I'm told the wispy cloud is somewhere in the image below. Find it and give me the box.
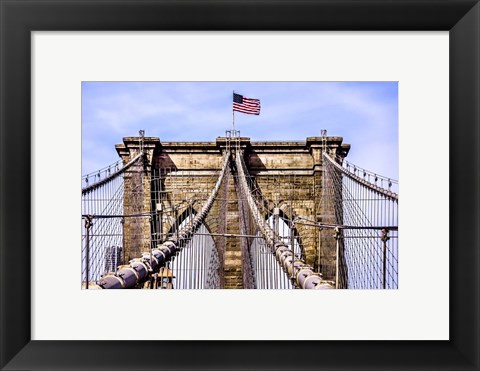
[82,82,398,179]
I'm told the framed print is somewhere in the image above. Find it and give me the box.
[1,0,479,370]
[35,34,445,342]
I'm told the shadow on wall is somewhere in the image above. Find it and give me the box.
[245,150,267,175]
[153,152,178,172]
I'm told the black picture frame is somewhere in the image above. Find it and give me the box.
[1,1,479,370]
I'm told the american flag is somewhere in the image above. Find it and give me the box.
[233,93,261,115]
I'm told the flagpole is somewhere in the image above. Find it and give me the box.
[232,90,235,132]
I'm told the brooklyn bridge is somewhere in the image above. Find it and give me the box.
[81,130,398,290]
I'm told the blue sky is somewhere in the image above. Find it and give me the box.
[82,82,398,180]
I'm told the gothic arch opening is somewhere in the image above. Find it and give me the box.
[265,208,305,261]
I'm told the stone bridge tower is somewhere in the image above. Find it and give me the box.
[116,135,350,288]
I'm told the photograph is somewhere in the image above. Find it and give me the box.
[2,0,479,368]
[81,81,398,290]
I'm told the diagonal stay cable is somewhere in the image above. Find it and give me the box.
[235,149,333,290]
[82,152,143,195]
[96,150,231,289]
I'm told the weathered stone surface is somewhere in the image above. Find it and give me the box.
[223,171,243,288]
[117,135,350,287]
